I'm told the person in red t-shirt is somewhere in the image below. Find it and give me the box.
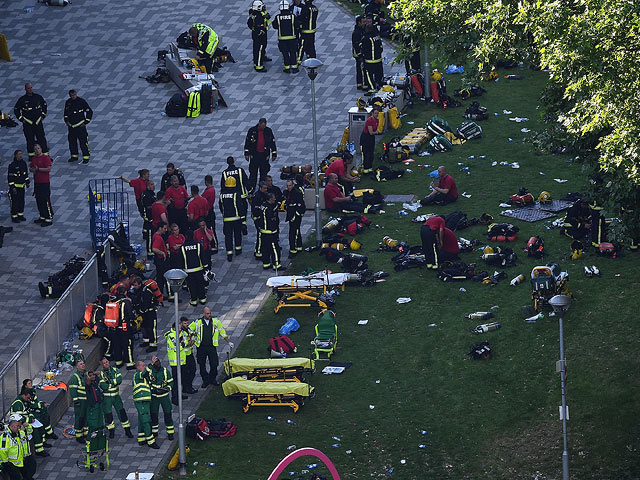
[201,175,218,254]
[165,175,190,233]
[359,107,380,173]
[167,223,185,267]
[120,169,149,217]
[420,165,458,206]
[323,173,366,213]
[420,215,446,268]
[193,218,214,270]
[29,143,53,226]
[151,191,169,228]
[187,185,209,235]
[151,222,169,297]
[437,227,460,264]
[325,152,360,193]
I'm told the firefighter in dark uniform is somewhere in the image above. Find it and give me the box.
[244,118,278,193]
[115,285,136,370]
[284,179,306,256]
[360,24,384,94]
[141,180,156,259]
[251,181,270,260]
[248,0,269,72]
[273,0,300,74]
[14,83,49,158]
[179,239,207,306]
[8,150,30,223]
[132,276,159,352]
[221,156,250,233]
[256,193,283,270]
[219,177,247,262]
[352,16,366,90]
[296,0,318,65]
[63,89,93,164]
[160,163,186,192]
[364,0,392,38]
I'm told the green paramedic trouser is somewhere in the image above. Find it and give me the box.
[102,394,131,430]
[135,401,153,445]
[86,402,105,439]
[33,408,53,436]
[73,400,88,439]
[150,395,174,435]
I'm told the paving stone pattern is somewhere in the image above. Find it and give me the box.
[0,0,402,477]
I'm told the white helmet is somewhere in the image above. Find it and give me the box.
[251,0,264,10]
[279,0,290,10]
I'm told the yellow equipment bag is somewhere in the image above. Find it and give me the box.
[376,110,385,134]
[187,91,200,118]
[388,107,401,130]
[339,126,350,151]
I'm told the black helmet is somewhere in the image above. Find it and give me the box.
[355,15,363,23]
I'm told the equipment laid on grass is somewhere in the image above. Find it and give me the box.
[268,335,297,357]
[456,120,482,140]
[464,101,489,120]
[427,134,453,153]
[222,377,314,413]
[531,263,569,312]
[524,236,545,258]
[380,137,411,163]
[466,312,494,321]
[482,246,517,267]
[312,311,338,360]
[487,223,519,242]
[438,261,478,281]
[391,245,427,271]
[467,341,491,360]
[425,115,452,137]
[399,127,430,152]
[472,322,501,334]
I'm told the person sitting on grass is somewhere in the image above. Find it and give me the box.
[420,165,458,206]
[323,173,366,213]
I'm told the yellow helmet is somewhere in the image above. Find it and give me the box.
[350,239,362,251]
[483,246,494,254]
[539,191,552,204]
[381,85,394,92]
[224,176,237,188]
[431,71,442,82]
[356,97,367,110]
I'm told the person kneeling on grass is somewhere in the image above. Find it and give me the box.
[436,227,460,265]
[420,165,458,206]
[323,173,366,213]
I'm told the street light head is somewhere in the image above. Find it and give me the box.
[302,58,323,81]
[549,294,571,315]
[164,269,188,292]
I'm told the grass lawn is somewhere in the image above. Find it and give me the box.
[158,65,640,480]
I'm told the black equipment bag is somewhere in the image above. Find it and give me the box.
[438,261,476,282]
[176,31,196,49]
[444,211,469,231]
[200,84,213,115]
[468,340,492,360]
[165,93,188,118]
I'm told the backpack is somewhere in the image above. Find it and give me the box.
[388,107,401,129]
[206,418,237,438]
[468,341,492,360]
[525,236,545,258]
[361,190,384,206]
[456,121,483,140]
[487,223,519,241]
[176,31,196,49]
[425,115,452,136]
[428,134,453,153]
[375,165,404,181]
[200,83,213,115]
[438,261,476,282]
[437,94,462,109]
[186,417,211,441]
[381,137,410,163]
[143,278,164,304]
[165,93,188,117]
[444,211,469,231]
[103,301,120,328]
[187,91,200,118]
[268,335,297,356]
[465,101,489,121]
[482,247,517,267]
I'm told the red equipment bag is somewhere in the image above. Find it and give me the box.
[510,193,534,206]
[186,417,211,441]
[268,335,297,355]
[103,301,120,327]
[430,81,440,103]
[411,74,423,96]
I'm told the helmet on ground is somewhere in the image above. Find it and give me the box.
[225,177,237,188]
[483,246,494,254]
[350,239,362,251]
[279,0,290,10]
[252,0,265,10]
[539,191,552,204]
[431,71,443,82]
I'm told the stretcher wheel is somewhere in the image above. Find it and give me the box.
[90,465,95,473]
[99,463,105,471]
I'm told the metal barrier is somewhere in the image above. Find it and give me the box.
[0,243,114,415]
[89,178,130,249]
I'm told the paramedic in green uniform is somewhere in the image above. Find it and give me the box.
[133,361,159,449]
[147,356,175,440]
[68,359,88,443]
[99,358,133,439]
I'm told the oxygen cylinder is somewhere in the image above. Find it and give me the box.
[382,236,399,249]
[46,0,70,6]
[473,322,501,334]
[321,243,345,251]
[322,218,341,234]
[465,312,494,321]
[510,274,525,286]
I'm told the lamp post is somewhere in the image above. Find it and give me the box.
[164,268,188,476]
[301,57,324,246]
[423,43,431,103]
[549,294,572,480]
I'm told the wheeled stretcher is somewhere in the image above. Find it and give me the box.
[224,357,315,382]
[222,377,315,413]
[266,271,349,314]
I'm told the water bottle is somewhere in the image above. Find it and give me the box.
[524,313,544,323]
[268,431,276,436]
[419,430,428,435]
[473,322,501,333]
[267,416,275,421]
[287,420,295,425]
[510,274,525,286]
[418,444,428,449]
[331,443,340,448]
[207,462,216,467]
[332,436,341,441]
[465,312,493,321]
[307,464,318,469]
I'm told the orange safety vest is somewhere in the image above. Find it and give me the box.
[83,303,95,328]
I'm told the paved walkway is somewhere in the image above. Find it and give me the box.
[0,0,401,477]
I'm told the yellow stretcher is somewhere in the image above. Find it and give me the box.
[222,377,315,413]
[266,271,348,314]
[224,357,315,381]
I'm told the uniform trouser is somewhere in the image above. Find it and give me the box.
[360,131,376,171]
[2,462,30,480]
[86,402,104,438]
[248,151,269,192]
[154,256,169,297]
[23,122,48,157]
[297,32,316,64]
[143,221,154,258]
[112,329,134,368]
[33,408,53,436]
[186,270,206,305]
[141,310,158,347]
[9,187,25,219]
[405,50,421,74]
[23,456,37,480]
[288,217,302,254]
[134,401,154,445]
[364,61,383,92]
[184,354,196,390]
[261,232,281,269]
[196,345,218,385]
[103,327,116,360]
[102,394,130,431]
[420,225,438,266]
[223,220,243,256]
[205,210,219,253]
[31,425,45,453]
[34,182,53,223]
[278,38,298,71]
[168,206,187,233]
[253,219,263,257]
[68,125,90,161]
[73,400,88,439]
[252,33,267,70]
[355,57,364,88]
[150,395,174,435]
